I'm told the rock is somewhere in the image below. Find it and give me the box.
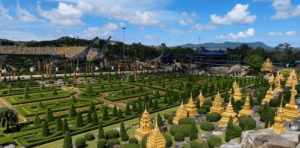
[221,138,241,148]
[240,129,298,148]
[281,131,300,143]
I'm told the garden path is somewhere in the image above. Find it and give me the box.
[0,97,27,123]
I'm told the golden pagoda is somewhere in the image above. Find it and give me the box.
[232,81,242,101]
[268,74,275,85]
[173,102,187,124]
[261,58,273,73]
[135,109,153,141]
[218,98,238,128]
[210,92,224,114]
[198,91,205,107]
[283,87,300,122]
[286,69,298,88]
[238,95,253,117]
[185,94,198,118]
[262,87,274,104]
[272,110,286,135]
[146,121,166,148]
[274,74,283,93]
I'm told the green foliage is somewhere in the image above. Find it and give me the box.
[200,121,215,131]
[42,121,50,137]
[97,139,106,148]
[121,144,139,148]
[164,134,173,147]
[105,129,120,139]
[102,106,109,120]
[107,139,120,148]
[178,118,195,125]
[63,119,69,134]
[63,131,73,148]
[46,108,54,122]
[92,111,98,124]
[76,112,84,127]
[207,135,222,148]
[84,133,95,141]
[190,140,209,148]
[260,103,275,127]
[75,136,86,148]
[239,116,256,131]
[56,117,63,132]
[206,113,221,122]
[34,114,41,126]
[157,113,164,127]
[225,119,242,142]
[98,121,105,139]
[128,137,138,144]
[69,104,77,118]
[120,121,129,141]
[174,132,185,142]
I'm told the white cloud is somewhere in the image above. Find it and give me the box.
[210,4,256,25]
[272,0,300,19]
[145,35,160,41]
[267,31,297,36]
[217,28,256,40]
[82,22,122,39]
[16,4,38,22]
[192,23,215,31]
[178,11,197,25]
[37,2,83,26]
[0,3,13,20]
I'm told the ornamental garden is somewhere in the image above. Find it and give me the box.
[0,59,299,148]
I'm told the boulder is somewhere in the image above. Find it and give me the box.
[221,138,241,148]
[240,129,298,148]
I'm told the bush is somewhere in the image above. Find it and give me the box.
[107,139,120,147]
[97,139,106,148]
[199,106,210,114]
[75,137,86,148]
[239,116,256,131]
[170,125,191,137]
[164,134,173,147]
[128,137,138,144]
[174,132,185,142]
[178,118,195,125]
[206,113,221,122]
[84,133,95,141]
[121,144,140,148]
[105,129,120,139]
[207,135,222,148]
[190,140,209,148]
[200,122,215,131]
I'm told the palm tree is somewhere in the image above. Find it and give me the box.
[0,108,18,132]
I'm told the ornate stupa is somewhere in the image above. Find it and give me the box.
[146,121,166,148]
[210,92,224,114]
[286,69,298,88]
[135,109,153,141]
[218,98,238,128]
[262,87,274,104]
[274,73,283,93]
[261,58,273,73]
[173,102,187,124]
[185,94,198,118]
[272,111,286,135]
[232,81,242,101]
[283,87,300,122]
[198,91,205,107]
[238,95,253,117]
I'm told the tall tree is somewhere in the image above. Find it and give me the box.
[120,121,129,141]
[63,131,73,148]
[42,121,50,136]
[98,121,105,139]
[0,108,18,131]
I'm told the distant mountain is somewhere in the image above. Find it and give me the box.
[179,41,273,50]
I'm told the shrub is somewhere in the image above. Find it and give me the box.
[97,139,106,148]
[200,121,215,131]
[178,118,195,125]
[164,134,173,147]
[207,135,222,148]
[239,116,256,131]
[128,137,138,144]
[174,132,185,142]
[225,120,242,142]
[199,106,209,114]
[105,130,120,139]
[170,125,191,137]
[75,137,86,148]
[120,144,140,148]
[107,139,120,147]
[190,140,208,148]
[84,133,95,141]
[206,113,221,122]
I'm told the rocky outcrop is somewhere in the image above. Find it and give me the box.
[240,129,300,148]
[221,138,241,148]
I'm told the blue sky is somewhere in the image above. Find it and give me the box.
[0,0,300,47]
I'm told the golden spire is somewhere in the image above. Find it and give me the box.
[268,74,275,85]
[184,93,198,118]
[286,69,298,88]
[218,98,238,128]
[272,111,286,135]
[283,87,300,122]
[274,73,283,93]
[146,120,166,148]
[135,109,153,141]
[210,92,224,114]
[198,91,205,107]
[238,95,253,117]
[262,87,274,104]
[261,58,273,73]
[173,101,187,124]
[232,81,242,101]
